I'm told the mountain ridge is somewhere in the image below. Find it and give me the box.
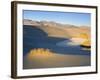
[23,19,90,39]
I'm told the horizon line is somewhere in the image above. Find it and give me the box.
[23,18,90,27]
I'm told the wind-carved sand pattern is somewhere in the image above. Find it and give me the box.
[23,19,91,69]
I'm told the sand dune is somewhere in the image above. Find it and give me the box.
[23,19,91,46]
[23,20,91,69]
[23,48,90,69]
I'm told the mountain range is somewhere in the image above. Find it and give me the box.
[23,19,90,39]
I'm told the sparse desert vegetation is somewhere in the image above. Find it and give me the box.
[27,48,54,59]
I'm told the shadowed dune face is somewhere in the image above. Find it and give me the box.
[23,25,90,56]
[24,19,91,47]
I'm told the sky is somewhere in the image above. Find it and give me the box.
[23,10,91,26]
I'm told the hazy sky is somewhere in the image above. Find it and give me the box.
[23,10,91,26]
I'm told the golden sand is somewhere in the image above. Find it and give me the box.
[23,48,90,69]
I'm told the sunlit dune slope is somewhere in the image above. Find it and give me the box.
[23,48,90,69]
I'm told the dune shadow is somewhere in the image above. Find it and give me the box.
[23,25,90,56]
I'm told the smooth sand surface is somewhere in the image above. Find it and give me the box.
[23,52,90,69]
